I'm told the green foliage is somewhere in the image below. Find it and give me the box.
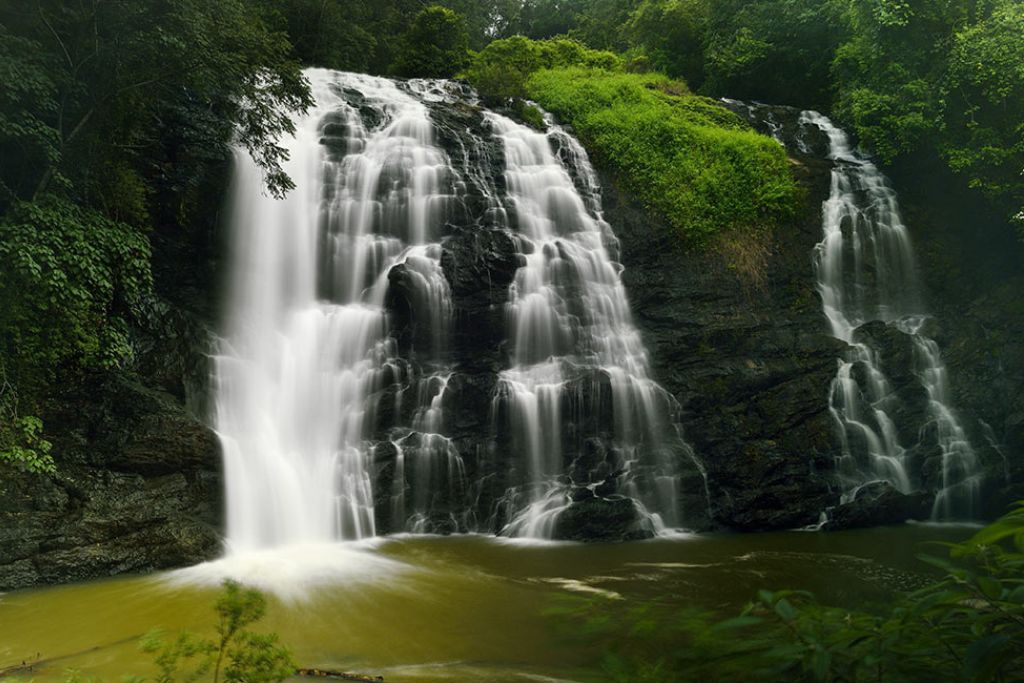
[464,35,621,102]
[0,415,56,476]
[943,1,1024,224]
[827,0,1024,228]
[623,0,846,106]
[0,25,61,206]
[464,36,543,101]
[616,0,1022,234]
[830,0,946,163]
[625,0,710,88]
[0,0,312,206]
[0,197,152,392]
[392,5,471,78]
[554,501,1024,682]
[706,0,846,106]
[267,0,378,72]
[140,580,295,683]
[525,67,799,242]
[0,357,55,476]
[515,101,547,130]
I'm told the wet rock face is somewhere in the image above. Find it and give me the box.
[440,223,521,373]
[0,373,222,592]
[605,149,845,531]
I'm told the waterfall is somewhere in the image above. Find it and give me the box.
[214,69,698,548]
[215,70,459,550]
[799,110,982,520]
[489,112,690,537]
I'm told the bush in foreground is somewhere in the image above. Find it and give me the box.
[551,501,1024,682]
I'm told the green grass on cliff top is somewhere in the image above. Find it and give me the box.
[525,67,800,243]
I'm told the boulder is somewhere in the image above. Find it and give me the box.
[552,495,656,542]
[824,481,933,530]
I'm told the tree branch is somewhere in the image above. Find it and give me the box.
[37,6,73,70]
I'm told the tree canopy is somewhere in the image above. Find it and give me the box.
[393,5,471,78]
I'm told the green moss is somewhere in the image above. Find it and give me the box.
[525,67,800,243]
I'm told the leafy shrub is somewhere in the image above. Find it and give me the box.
[140,580,295,683]
[525,67,799,243]
[514,101,546,130]
[0,196,152,394]
[942,1,1024,226]
[0,414,55,476]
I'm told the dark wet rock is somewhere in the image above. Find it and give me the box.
[720,99,831,158]
[852,322,917,382]
[570,485,596,502]
[605,140,844,531]
[0,375,222,592]
[385,263,425,354]
[441,225,521,305]
[824,482,933,530]
[440,225,521,377]
[594,476,618,498]
[552,495,656,542]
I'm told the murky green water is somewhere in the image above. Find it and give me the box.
[0,525,973,682]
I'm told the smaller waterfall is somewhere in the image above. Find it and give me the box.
[799,111,982,519]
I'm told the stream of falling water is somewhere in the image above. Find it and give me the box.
[212,69,697,554]
[800,111,982,519]
[215,70,458,551]
[490,112,689,536]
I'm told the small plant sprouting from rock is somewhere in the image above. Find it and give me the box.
[0,369,55,476]
[139,580,295,683]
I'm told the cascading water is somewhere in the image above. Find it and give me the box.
[798,110,982,520]
[215,70,460,550]
[489,112,691,537]
[214,69,701,548]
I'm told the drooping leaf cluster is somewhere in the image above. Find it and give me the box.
[0,0,311,210]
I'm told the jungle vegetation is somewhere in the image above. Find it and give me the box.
[1,0,1021,489]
